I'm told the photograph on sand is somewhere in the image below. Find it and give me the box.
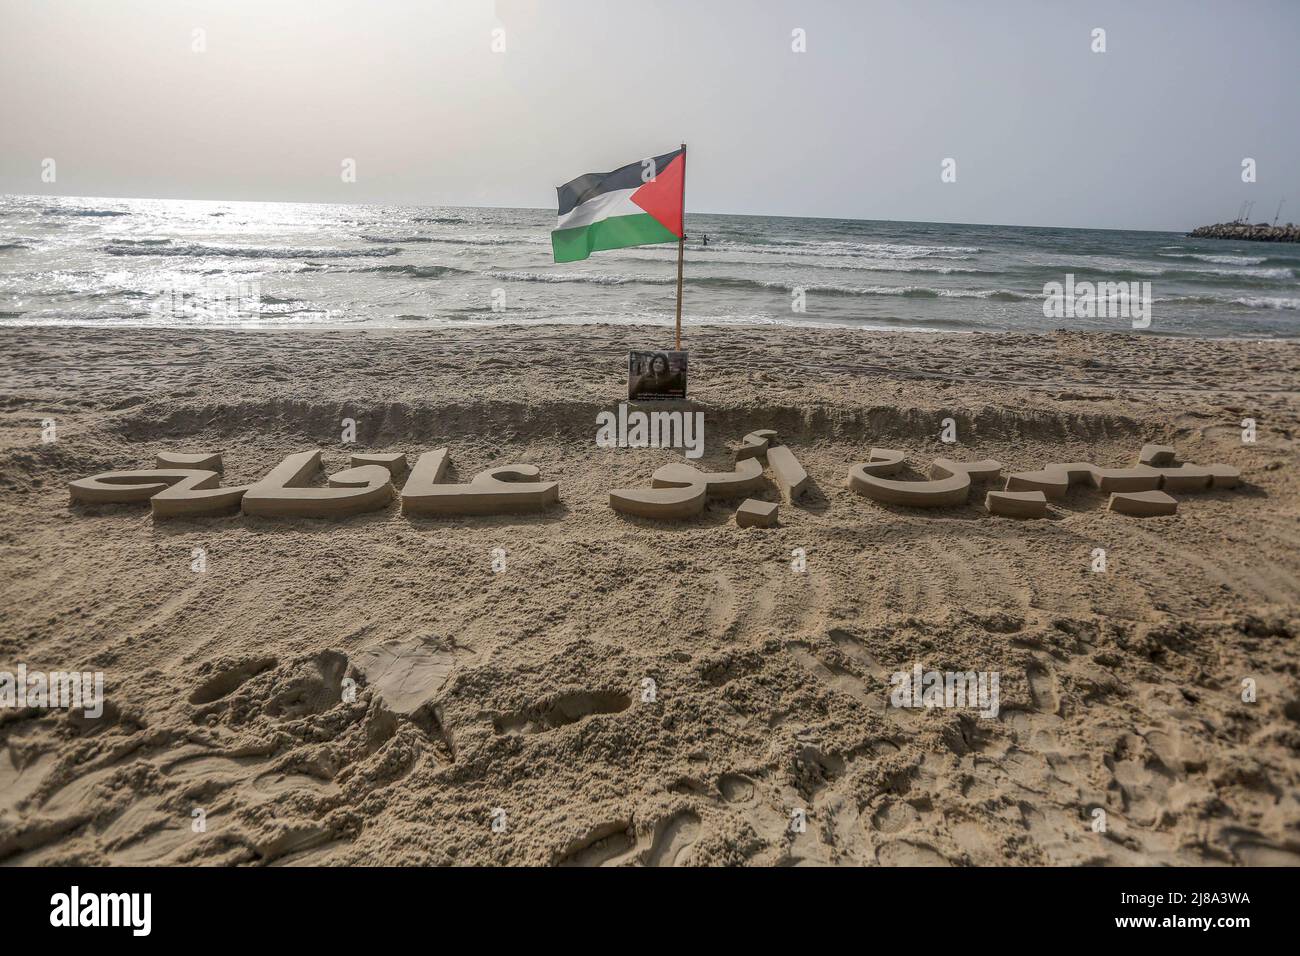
[1,0,1297,923]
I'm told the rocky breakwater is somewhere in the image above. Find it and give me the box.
[1188,222,1300,243]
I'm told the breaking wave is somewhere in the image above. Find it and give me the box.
[43,207,130,217]
[351,264,474,279]
[485,269,1033,300]
[104,242,400,259]
[1157,252,1268,265]
[359,235,439,244]
[1230,296,1300,310]
[705,239,979,260]
[1160,294,1300,310]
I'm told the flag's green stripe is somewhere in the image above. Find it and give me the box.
[551,213,678,263]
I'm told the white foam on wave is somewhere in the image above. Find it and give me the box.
[1158,252,1268,265]
[483,269,1031,300]
[1231,296,1300,310]
[701,239,979,260]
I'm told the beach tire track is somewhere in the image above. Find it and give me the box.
[1126,524,1297,607]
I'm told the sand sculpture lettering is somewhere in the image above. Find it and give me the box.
[736,498,779,528]
[69,449,559,519]
[242,451,400,518]
[608,428,804,525]
[68,440,1241,525]
[401,448,559,516]
[847,443,1241,519]
[848,452,1002,507]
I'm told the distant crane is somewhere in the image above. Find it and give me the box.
[1274,199,1286,227]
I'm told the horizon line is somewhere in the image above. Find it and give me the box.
[5,190,1242,236]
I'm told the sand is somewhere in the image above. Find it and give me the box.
[1,323,1298,867]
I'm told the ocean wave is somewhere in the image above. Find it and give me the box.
[405,311,969,334]
[704,240,978,260]
[866,286,1031,301]
[1005,261,1296,282]
[359,235,439,243]
[43,208,130,217]
[1196,266,1296,280]
[0,242,30,251]
[1157,252,1268,265]
[484,269,1033,300]
[486,270,665,286]
[351,264,473,278]
[104,242,400,259]
[609,251,987,274]
[1230,296,1300,310]
[410,216,468,224]
[419,235,549,246]
[1159,294,1300,310]
[1152,295,1219,305]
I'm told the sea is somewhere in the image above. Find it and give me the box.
[2,194,1297,338]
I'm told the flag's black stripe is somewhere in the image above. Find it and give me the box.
[556,149,682,216]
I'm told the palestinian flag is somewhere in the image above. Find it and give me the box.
[552,148,685,263]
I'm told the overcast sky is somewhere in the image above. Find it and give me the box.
[1,0,1296,231]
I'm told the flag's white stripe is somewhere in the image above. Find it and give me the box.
[554,187,640,231]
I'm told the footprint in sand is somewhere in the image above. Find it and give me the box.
[1142,724,1203,775]
[266,651,348,718]
[870,799,919,835]
[1110,757,1173,827]
[557,812,703,867]
[789,644,880,710]
[644,811,702,867]
[705,571,740,637]
[876,841,951,866]
[826,628,885,676]
[718,773,756,805]
[189,657,277,705]
[951,820,1001,863]
[1026,660,1061,715]
[556,821,637,867]
[493,690,631,735]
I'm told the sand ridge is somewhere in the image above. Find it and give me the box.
[1,324,1298,866]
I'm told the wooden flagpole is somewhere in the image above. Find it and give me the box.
[675,142,686,350]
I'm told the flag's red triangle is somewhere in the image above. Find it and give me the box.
[630,154,684,238]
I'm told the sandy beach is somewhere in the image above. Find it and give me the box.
[1,323,1298,866]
